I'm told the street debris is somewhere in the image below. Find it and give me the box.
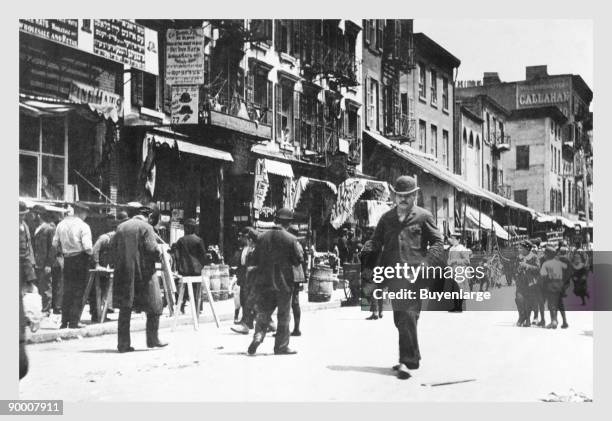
[541,389,592,402]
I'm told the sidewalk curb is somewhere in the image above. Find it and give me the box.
[26,298,343,345]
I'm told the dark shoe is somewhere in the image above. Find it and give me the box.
[561,323,569,329]
[291,330,302,337]
[118,346,135,353]
[396,363,411,380]
[59,323,68,329]
[536,320,546,328]
[366,314,379,320]
[147,340,168,348]
[247,341,261,356]
[231,324,250,335]
[274,348,298,355]
[378,313,383,319]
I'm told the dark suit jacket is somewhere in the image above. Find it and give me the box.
[33,222,56,269]
[171,234,207,276]
[254,226,304,293]
[112,216,162,313]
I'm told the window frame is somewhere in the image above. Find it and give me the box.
[430,69,437,106]
[516,145,530,170]
[442,77,449,111]
[418,63,426,100]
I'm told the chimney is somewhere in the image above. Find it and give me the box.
[526,65,548,80]
[483,72,501,85]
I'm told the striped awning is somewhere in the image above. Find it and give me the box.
[264,159,294,178]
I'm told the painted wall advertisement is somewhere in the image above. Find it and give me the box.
[165,28,205,85]
[171,85,199,124]
[516,78,571,117]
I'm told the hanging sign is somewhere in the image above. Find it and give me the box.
[166,28,205,85]
[171,85,199,124]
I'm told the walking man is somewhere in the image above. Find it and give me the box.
[112,204,167,352]
[362,176,444,380]
[52,202,93,329]
[447,231,471,313]
[231,227,260,335]
[32,205,58,317]
[515,240,540,327]
[247,208,304,356]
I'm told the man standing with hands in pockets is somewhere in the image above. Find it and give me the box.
[361,176,444,380]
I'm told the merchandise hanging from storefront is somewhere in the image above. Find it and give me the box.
[330,178,390,229]
[253,158,269,212]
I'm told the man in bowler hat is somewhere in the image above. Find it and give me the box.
[361,176,444,379]
[247,208,304,355]
[112,204,167,352]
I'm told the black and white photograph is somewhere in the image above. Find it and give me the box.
[12,14,599,407]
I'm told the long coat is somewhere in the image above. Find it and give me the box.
[254,226,303,293]
[112,216,162,314]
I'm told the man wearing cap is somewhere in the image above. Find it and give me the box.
[247,208,304,355]
[447,232,471,313]
[515,240,540,327]
[170,218,207,314]
[112,204,167,352]
[52,202,93,329]
[361,176,444,380]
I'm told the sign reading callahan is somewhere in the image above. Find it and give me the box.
[166,28,205,86]
[516,79,571,117]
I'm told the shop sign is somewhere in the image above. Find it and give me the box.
[517,79,571,117]
[171,85,199,124]
[166,28,205,85]
[20,19,158,75]
[69,81,123,120]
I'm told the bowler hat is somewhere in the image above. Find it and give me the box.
[275,207,294,221]
[32,204,47,215]
[117,210,129,221]
[391,176,420,195]
[19,201,29,215]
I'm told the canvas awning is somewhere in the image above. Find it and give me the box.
[464,205,509,240]
[293,176,337,209]
[20,94,120,122]
[145,131,233,162]
[264,159,294,178]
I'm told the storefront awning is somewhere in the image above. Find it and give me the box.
[464,205,509,240]
[145,131,233,162]
[20,94,120,123]
[264,159,294,178]
[293,176,337,209]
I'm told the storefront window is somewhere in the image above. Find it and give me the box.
[19,113,66,200]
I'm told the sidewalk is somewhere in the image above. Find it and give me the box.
[26,289,347,344]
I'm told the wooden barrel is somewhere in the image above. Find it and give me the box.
[218,264,230,301]
[209,265,221,301]
[308,266,334,302]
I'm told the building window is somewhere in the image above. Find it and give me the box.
[468,132,474,148]
[275,80,295,144]
[463,128,467,143]
[369,20,376,47]
[442,77,449,111]
[431,196,438,225]
[19,114,66,201]
[550,189,555,212]
[418,63,426,99]
[442,198,449,236]
[476,135,480,149]
[516,145,529,170]
[430,70,437,105]
[367,78,379,130]
[551,145,555,173]
[486,164,491,191]
[514,189,528,207]
[499,169,503,186]
[300,90,321,152]
[251,20,273,44]
[376,20,384,51]
[443,130,449,169]
[430,125,438,157]
[486,113,490,142]
[418,119,426,152]
[247,64,273,125]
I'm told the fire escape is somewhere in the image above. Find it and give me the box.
[381,20,416,143]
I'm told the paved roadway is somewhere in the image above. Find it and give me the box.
[19,294,593,402]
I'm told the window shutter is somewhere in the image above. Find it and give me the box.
[364,20,370,45]
[275,83,282,140]
[274,20,282,52]
[343,109,349,139]
[393,84,400,134]
[356,114,361,141]
[246,71,254,105]
[378,82,383,132]
[364,75,370,128]
[266,80,273,124]
[293,90,301,146]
